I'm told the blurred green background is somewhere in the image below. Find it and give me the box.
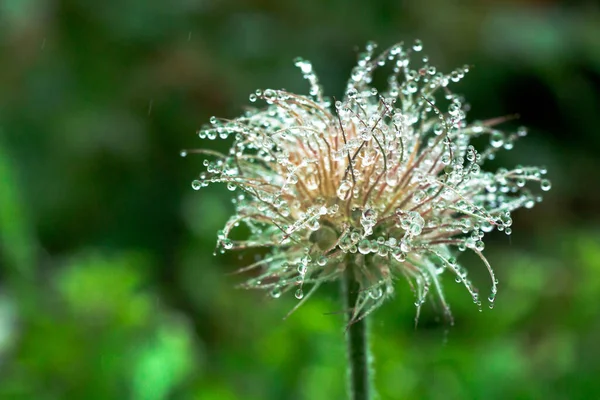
[0,0,599,399]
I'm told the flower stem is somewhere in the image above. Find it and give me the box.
[342,263,371,400]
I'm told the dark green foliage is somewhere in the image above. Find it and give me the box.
[0,1,598,399]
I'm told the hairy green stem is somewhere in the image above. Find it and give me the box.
[342,262,371,400]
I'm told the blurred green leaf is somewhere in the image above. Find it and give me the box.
[131,319,196,400]
[0,136,35,279]
[56,251,152,327]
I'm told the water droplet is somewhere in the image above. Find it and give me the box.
[191,180,201,190]
[351,67,364,82]
[540,179,551,191]
[295,288,304,299]
[294,57,312,74]
[412,39,423,52]
[369,287,383,299]
[490,131,504,148]
[271,287,281,298]
[308,219,320,231]
[385,171,399,186]
[221,238,233,249]
[180,150,187,157]
[406,81,418,93]
[297,263,307,275]
[306,174,319,191]
[358,239,371,255]
[392,248,406,262]
[337,180,352,200]
[346,87,358,99]
[263,89,276,103]
[249,94,257,102]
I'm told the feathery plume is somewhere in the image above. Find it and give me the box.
[185,40,550,324]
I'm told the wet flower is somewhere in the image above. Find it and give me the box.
[185,40,550,324]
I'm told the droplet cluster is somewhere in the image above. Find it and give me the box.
[185,40,549,324]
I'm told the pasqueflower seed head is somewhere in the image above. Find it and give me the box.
[185,40,550,324]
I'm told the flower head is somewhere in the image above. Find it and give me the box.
[186,41,550,324]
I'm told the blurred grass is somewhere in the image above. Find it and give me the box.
[0,0,599,399]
